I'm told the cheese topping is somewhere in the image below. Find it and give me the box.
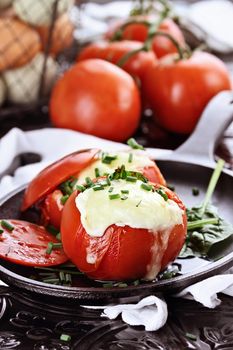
[76,151,154,185]
[75,179,184,238]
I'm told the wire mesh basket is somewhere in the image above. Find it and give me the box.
[0,0,77,123]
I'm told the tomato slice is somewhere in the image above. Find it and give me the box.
[21,149,99,211]
[0,220,68,266]
[142,165,166,187]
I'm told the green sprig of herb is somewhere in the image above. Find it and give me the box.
[1,220,14,231]
[127,138,144,150]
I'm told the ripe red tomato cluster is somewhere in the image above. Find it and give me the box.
[50,15,232,138]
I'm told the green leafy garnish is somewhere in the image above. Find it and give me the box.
[127,138,144,150]
[180,159,233,259]
[1,220,14,232]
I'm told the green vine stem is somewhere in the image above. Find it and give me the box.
[117,20,189,67]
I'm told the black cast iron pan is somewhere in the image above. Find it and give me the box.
[0,91,233,304]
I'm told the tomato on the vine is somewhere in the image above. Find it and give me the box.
[50,59,141,142]
[143,51,232,134]
[105,17,185,58]
[77,40,156,81]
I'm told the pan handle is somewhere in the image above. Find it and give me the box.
[171,91,233,165]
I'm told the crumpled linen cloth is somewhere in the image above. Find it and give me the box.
[1,127,233,331]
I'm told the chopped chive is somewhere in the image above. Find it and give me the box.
[127,138,144,150]
[59,271,65,282]
[76,184,86,192]
[46,242,53,255]
[156,188,168,201]
[128,153,133,163]
[192,188,199,196]
[85,177,93,187]
[109,193,120,200]
[46,224,59,236]
[187,218,219,230]
[106,176,111,186]
[133,280,140,286]
[103,283,113,288]
[121,195,128,201]
[121,190,129,194]
[43,278,60,284]
[60,194,69,205]
[185,333,197,341]
[56,232,61,241]
[95,168,100,177]
[136,200,142,207]
[65,273,72,283]
[200,159,225,215]
[35,266,83,275]
[0,229,3,234]
[108,187,114,193]
[101,153,118,164]
[117,283,128,288]
[126,176,137,182]
[1,220,14,232]
[141,183,153,191]
[60,334,71,342]
[93,185,104,191]
[52,243,63,249]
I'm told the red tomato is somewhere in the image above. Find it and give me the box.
[61,185,186,281]
[40,189,64,229]
[105,17,185,58]
[152,18,185,58]
[21,149,99,211]
[50,59,141,142]
[143,51,232,134]
[0,220,68,266]
[142,165,166,186]
[77,41,156,81]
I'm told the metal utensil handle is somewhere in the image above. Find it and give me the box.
[173,91,233,164]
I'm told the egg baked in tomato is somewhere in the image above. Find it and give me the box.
[61,167,187,281]
[22,144,166,230]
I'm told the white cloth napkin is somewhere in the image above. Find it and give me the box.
[1,127,233,331]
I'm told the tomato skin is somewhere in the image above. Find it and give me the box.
[152,18,185,58]
[143,51,232,134]
[142,165,166,187]
[50,59,141,142]
[105,17,184,58]
[40,189,64,229]
[0,220,68,266]
[77,41,156,81]
[61,185,186,281]
[21,149,99,211]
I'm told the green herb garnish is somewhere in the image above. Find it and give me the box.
[46,242,53,255]
[0,229,3,234]
[46,224,59,236]
[60,334,71,342]
[126,175,137,182]
[121,195,128,201]
[85,177,94,187]
[136,200,142,207]
[121,190,129,194]
[76,184,85,192]
[101,153,118,164]
[60,194,69,205]
[185,333,197,341]
[108,186,114,193]
[109,193,120,200]
[141,183,153,191]
[1,220,14,232]
[128,153,133,163]
[127,138,144,150]
[93,185,104,191]
[155,188,168,201]
[180,159,233,259]
[95,168,100,177]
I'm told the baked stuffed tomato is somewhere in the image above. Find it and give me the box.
[21,146,166,230]
[61,167,187,281]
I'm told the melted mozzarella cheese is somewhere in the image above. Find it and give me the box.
[75,179,184,238]
[76,150,154,185]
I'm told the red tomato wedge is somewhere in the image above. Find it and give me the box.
[0,220,68,266]
[21,149,99,211]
